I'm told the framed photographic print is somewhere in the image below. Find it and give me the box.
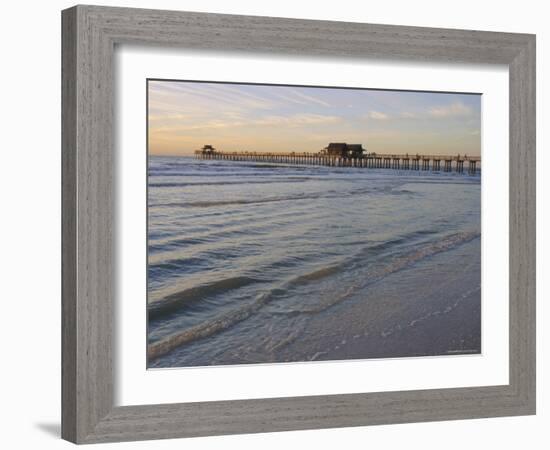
[62,5,536,444]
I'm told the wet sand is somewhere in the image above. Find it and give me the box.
[277,237,481,362]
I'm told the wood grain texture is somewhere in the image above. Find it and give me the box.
[61,5,536,444]
[508,36,536,408]
[61,7,77,443]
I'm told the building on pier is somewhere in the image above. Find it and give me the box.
[323,143,365,158]
[200,144,216,154]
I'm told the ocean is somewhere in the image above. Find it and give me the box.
[147,156,481,368]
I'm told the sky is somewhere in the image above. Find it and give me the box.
[148,80,481,157]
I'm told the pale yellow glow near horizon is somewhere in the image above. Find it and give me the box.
[148,81,482,157]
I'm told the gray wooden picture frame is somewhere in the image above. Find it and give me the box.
[61,5,536,444]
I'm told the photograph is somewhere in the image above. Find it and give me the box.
[146,80,482,368]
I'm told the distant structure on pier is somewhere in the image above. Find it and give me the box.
[201,144,216,154]
[194,142,480,174]
[323,143,365,159]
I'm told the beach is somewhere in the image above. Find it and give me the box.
[147,156,481,368]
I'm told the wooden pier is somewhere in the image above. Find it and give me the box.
[194,144,480,174]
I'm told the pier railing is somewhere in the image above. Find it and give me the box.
[195,150,481,174]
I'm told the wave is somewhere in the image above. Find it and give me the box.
[287,264,343,286]
[148,276,259,320]
[148,288,278,362]
[148,178,310,188]
[365,230,480,282]
[150,191,340,209]
[148,208,318,252]
[278,230,481,314]
[148,211,306,252]
[148,170,303,177]
[148,184,415,210]
[147,230,480,360]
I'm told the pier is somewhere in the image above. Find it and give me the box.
[195,144,480,174]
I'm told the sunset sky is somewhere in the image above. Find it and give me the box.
[148,80,481,157]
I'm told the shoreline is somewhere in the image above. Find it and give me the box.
[151,237,481,368]
[277,237,481,363]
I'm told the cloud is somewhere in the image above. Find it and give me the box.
[428,102,473,118]
[282,89,331,107]
[366,111,390,120]
[149,81,278,111]
[149,113,342,134]
[148,113,193,122]
[255,113,341,126]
